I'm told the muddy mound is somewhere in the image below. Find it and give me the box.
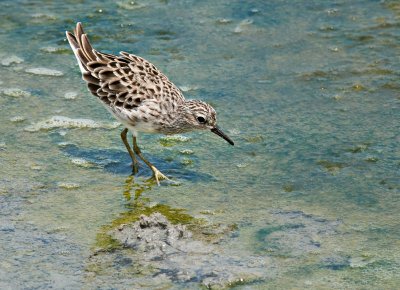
[103,213,269,288]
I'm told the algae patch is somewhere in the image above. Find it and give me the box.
[159,135,190,147]
[317,160,347,173]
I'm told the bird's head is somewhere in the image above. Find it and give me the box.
[179,100,234,145]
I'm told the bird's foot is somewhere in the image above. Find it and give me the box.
[150,166,169,185]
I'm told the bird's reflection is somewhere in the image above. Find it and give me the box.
[122,175,153,203]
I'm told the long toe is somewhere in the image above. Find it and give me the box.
[151,167,169,185]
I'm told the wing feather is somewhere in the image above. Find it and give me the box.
[65,22,185,114]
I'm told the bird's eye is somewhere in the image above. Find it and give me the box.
[197,116,206,124]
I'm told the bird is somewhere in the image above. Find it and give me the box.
[65,22,234,184]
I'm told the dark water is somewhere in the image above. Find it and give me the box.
[0,0,399,288]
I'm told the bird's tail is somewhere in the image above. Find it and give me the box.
[65,22,98,74]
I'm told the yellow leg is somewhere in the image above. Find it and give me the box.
[132,136,169,185]
[120,128,138,174]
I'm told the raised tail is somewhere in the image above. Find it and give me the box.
[65,22,98,74]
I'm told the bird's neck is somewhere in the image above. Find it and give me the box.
[162,103,192,134]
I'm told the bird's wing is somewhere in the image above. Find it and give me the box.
[65,22,185,112]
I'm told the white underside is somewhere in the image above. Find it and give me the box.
[124,120,158,136]
[102,105,159,137]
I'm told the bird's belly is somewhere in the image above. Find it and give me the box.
[130,121,159,133]
[104,105,160,135]
[118,118,159,135]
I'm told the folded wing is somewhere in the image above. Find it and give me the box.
[65,22,185,111]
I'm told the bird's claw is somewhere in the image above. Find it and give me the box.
[151,167,169,185]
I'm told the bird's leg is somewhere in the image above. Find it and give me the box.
[132,136,169,185]
[120,128,138,174]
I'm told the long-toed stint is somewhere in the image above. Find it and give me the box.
[66,22,234,184]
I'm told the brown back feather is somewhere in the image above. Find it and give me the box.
[66,22,185,112]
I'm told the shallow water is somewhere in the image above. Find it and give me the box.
[0,0,399,288]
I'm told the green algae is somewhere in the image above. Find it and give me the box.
[346,143,370,154]
[180,158,193,166]
[244,135,264,143]
[94,232,122,252]
[352,83,366,91]
[159,135,190,147]
[283,184,295,193]
[364,157,379,163]
[316,160,347,173]
[155,29,176,36]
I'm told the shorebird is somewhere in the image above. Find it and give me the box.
[66,22,234,184]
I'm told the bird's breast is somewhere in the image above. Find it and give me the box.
[128,121,160,133]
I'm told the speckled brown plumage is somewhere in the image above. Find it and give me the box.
[66,22,233,184]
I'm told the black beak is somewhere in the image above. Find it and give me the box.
[211,126,234,145]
